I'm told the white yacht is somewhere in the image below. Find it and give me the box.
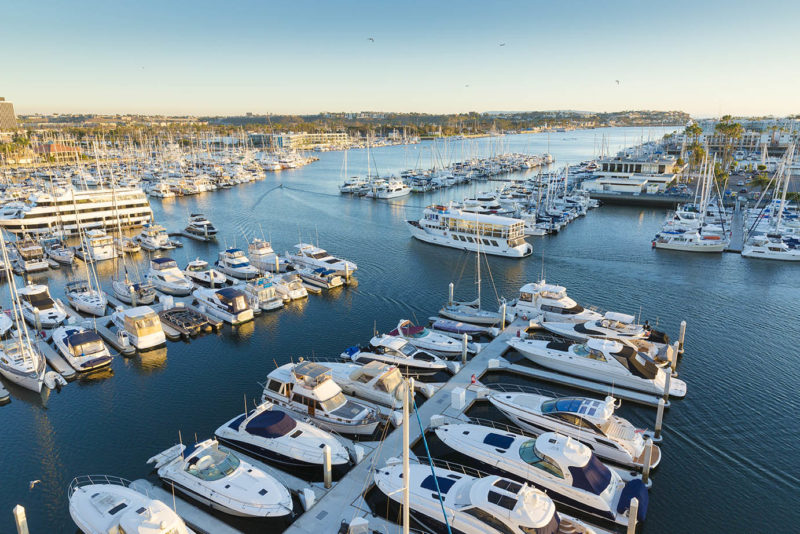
[17,283,67,328]
[742,234,800,261]
[214,401,351,480]
[77,229,116,261]
[372,178,411,199]
[0,187,153,235]
[52,326,112,373]
[112,277,157,306]
[509,280,603,323]
[323,360,407,408]
[112,306,166,350]
[542,312,669,344]
[0,334,47,392]
[216,248,259,280]
[147,257,194,296]
[13,237,49,272]
[147,439,292,518]
[342,335,454,378]
[434,423,648,526]
[407,204,533,258]
[286,243,357,273]
[652,230,728,252]
[184,258,228,287]
[508,337,686,397]
[68,475,192,534]
[440,299,504,326]
[64,280,107,317]
[235,277,284,312]
[296,267,343,289]
[262,361,380,436]
[339,177,368,193]
[273,273,308,301]
[388,319,468,358]
[193,287,254,325]
[488,392,661,469]
[42,237,75,265]
[373,462,604,534]
[248,238,288,272]
[184,213,218,240]
[136,223,171,251]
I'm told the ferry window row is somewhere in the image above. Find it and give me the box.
[451,234,499,247]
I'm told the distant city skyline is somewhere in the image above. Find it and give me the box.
[6,0,799,116]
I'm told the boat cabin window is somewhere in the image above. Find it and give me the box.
[266,380,283,394]
[397,343,417,357]
[310,251,329,259]
[187,263,207,272]
[22,291,54,310]
[70,339,105,356]
[186,449,240,481]
[132,316,160,336]
[518,440,565,478]
[519,292,533,302]
[413,352,435,362]
[319,392,347,412]
[461,507,515,534]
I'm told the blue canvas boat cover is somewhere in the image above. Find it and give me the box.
[245,410,297,438]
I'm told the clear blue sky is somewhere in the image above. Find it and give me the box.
[5,0,799,116]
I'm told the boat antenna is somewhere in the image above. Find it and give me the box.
[178,430,184,459]
[243,393,248,417]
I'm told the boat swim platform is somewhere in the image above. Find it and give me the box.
[0,382,9,404]
[282,318,527,534]
[130,479,243,534]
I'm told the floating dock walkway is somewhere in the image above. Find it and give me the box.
[725,199,745,253]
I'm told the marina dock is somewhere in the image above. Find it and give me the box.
[725,199,745,253]
[35,339,76,380]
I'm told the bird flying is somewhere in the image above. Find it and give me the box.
[615,79,620,85]
[367,37,375,42]
[499,42,506,47]
[29,480,41,490]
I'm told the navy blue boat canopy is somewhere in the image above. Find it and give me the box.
[216,287,243,299]
[483,432,514,450]
[245,410,297,438]
[67,331,102,347]
[420,475,456,494]
[568,454,612,495]
[617,479,648,521]
[151,257,175,264]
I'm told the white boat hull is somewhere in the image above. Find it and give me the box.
[407,221,532,257]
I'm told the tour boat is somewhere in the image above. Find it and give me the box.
[193,287,254,325]
[509,280,603,323]
[68,475,192,534]
[508,337,686,398]
[214,401,351,480]
[184,213,218,240]
[0,187,153,235]
[13,237,49,272]
[147,439,293,518]
[296,267,343,289]
[111,306,166,350]
[488,392,660,469]
[542,312,669,345]
[235,277,284,311]
[342,335,454,377]
[373,462,605,534]
[286,243,357,273]
[64,280,108,317]
[136,223,171,251]
[407,204,533,258]
[147,257,194,296]
[248,238,289,272]
[52,326,112,373]
[17,283,67,328]
[184,258,228,287]
[273,273,308,301]
[388,319,468,358]
[262,361,380,436]
[434,423,648,526]
[216,248,259,280]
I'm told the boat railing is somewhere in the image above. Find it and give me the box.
[428,458,490,480]
[68,474,139,498]
[482,381,563,399]
[465,416,537,438]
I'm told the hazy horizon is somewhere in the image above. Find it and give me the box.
[6,0,799,117]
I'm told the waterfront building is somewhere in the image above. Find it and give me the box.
[0,97,17,130]
[581,154,682,194]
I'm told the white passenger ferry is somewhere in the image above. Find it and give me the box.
[406,203,533,258]
[0,187,153,235]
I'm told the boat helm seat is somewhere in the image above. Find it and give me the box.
[195,455,215,470]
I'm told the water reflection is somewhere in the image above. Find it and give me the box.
[133,347,168,373]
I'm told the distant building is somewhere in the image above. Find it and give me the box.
[581,155,683,194]
[0,97,17,130]
[34,142,81,162]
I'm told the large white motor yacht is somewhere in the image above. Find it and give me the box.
[509,280,603,323]
[343,334,455,378]
[111,306,166,350]
[184,258,228,287]
[286,243,357,273]
[248,238,289,272]
[216,248,260,280]
[488,392,660,469]
[147,438,292,518]
[262,361,380,436]
[147,257,194,296]
[508,336,686,397]
[193,287,254,325]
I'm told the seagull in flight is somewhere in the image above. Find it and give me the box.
[615,79,620,85]
[29,480,41,490]
[498,42,506,47]
[367,37,375,42]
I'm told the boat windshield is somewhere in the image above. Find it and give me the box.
[518,440,565,478]
[70,340,105,357]
[186,449,240,481]
[187,263,207,272]
[398,343,416,357]
[573,344,606,361]
[319,392,347,412]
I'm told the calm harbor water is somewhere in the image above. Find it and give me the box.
[1,127,798,533]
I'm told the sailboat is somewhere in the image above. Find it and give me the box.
[110,186,157,304]
[0,235,47,392]
[439,236,505,326]
[66,224,108,316]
